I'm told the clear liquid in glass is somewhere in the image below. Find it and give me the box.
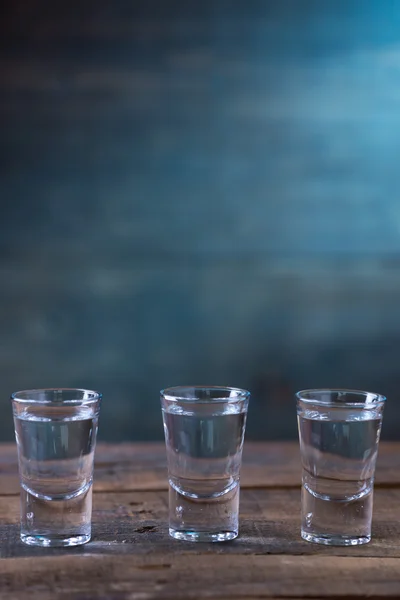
[162,405,246,542]
[298,407,382,546]
[14,405,98,547]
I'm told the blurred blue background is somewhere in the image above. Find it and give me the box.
[1,0,400,441]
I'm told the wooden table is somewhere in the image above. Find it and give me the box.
[0,441,400,599]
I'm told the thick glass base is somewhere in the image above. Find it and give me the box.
[19,483,92,548]
[301,530,370,546]
[168,477,240,544]
[21,532,91,547]
[169,528,237,542]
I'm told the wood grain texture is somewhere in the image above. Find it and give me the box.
[0,441,399,494]
[0,488,399,560]
[1,554,400,599]
[1,443,400,598]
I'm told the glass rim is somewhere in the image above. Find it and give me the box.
[296,388,386,407]
[160,385,250,403]
[11,388,102,405]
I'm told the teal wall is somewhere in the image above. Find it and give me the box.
[1,1,400,440]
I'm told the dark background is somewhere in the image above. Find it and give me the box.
[1,0,400,442]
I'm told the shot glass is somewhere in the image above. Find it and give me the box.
[161,386,250,542]
[11,388,101,547]
[296,388,386,546]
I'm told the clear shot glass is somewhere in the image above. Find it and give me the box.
[161,386,250,542]
[296,389,386,546]
[11,388,101,547]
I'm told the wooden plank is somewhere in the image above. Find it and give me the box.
[0,442,399,494]
[0,596,302,600]
[1,488,400,560]
[1,553,400,599]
